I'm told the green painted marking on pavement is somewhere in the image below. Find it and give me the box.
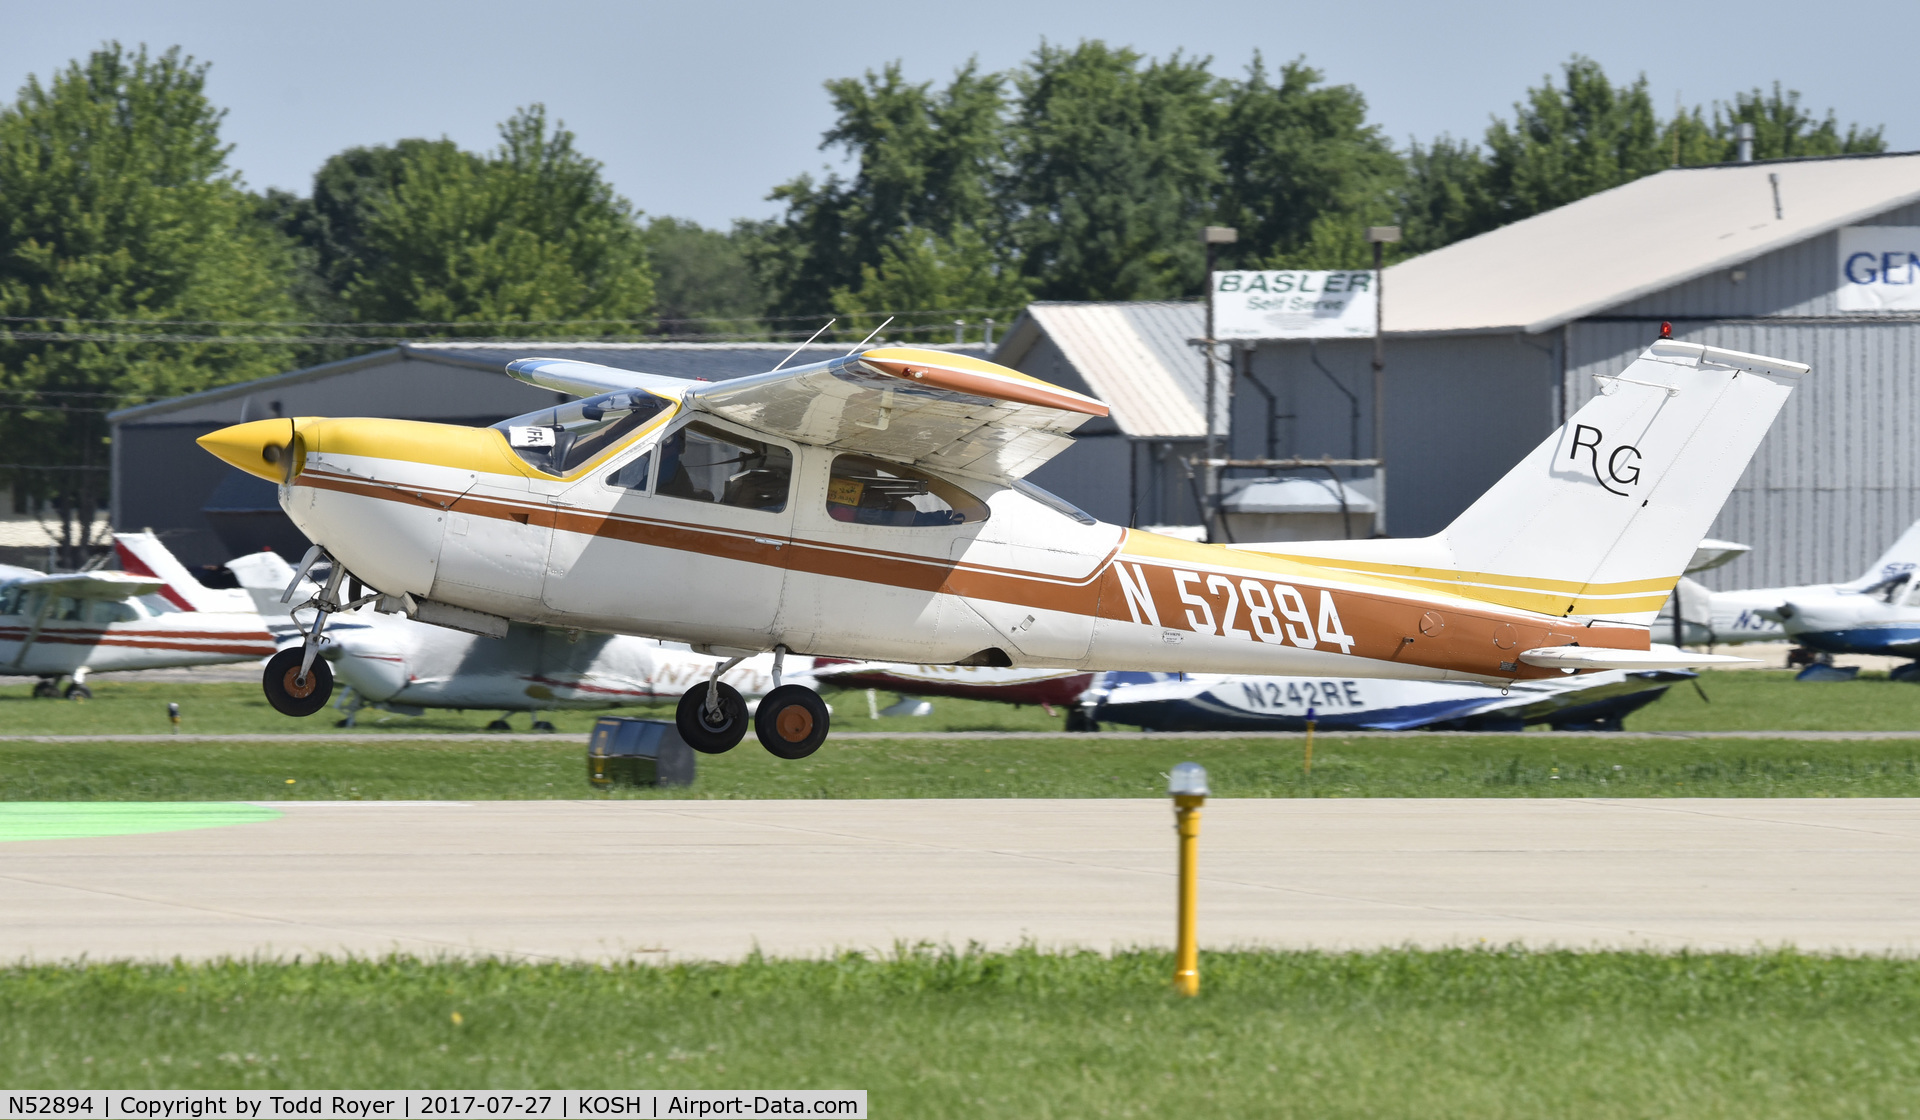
[0,802,282,842]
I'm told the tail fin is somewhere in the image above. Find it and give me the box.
[1243,340,1805,626]
[112,532,256,613]
[1847,518,1920,589]
[224,550,307,617]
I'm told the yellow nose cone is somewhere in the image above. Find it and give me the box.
[197,418,301,482]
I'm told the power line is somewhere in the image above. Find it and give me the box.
[0,305,1034,330]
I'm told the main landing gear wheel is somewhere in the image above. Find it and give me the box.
[263,647,334,717]
[64,683,91,701]
[30,679,57,699]
[755,685,829,760]
[676,681,748,753]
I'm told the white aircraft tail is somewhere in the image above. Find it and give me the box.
[1846,518,1920,589]
[224,550,310,617]
[1242,340,1806,626]
[112,532,256,614]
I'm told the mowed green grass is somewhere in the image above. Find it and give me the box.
[10,731,1920,800]
[4,950,1918,1116]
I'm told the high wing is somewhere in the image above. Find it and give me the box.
[502,358,693,401]
[508,347,1109,480]
[12,571,166,600]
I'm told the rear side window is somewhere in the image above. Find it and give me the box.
[826,454,988,527]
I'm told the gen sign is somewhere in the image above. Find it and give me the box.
[1837,227,1920,312]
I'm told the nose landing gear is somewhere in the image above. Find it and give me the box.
[264,545,377,718]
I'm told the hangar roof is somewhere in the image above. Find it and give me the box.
[993,302,1207,438]
[1387,151,1920,335]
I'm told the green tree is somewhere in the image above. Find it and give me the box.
[0,43,298,566]
[1007,41,1220,301]
[1398,135,1495,254]
[643,217,767,337]
[1215,56,1402,269]
[1711,83,1885,160]
[830,226,1033,343]
[1480,56,1669,226]
[747,62,1007,326]
[344,106,652,335]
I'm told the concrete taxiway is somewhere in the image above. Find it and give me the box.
[3,798,1917,962]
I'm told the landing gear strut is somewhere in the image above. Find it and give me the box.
[264,545,376,718]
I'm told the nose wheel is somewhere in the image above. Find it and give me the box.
[264,647,334,716]
[755,685,829,759]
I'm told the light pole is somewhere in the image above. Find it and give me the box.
[1365,225,1400,537]
[1201,226,1238,540]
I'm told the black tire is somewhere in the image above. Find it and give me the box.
[30,679,57,699]
[263,647,334,717]
[485,719,512,731]
[676,681,748,754]
[1064,707,1099,733]
[531,720,557,733]
[63,683,91,701]
[754,684,829,760]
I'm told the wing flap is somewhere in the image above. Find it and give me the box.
[682,347,1105,478]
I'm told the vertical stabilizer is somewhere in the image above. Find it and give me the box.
[112,532,257,614]
[1244,340,1805,626]
[1848,518,1920,589]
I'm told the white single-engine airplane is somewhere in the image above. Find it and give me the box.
[0,534,276,697]
[196,339,1803,758]
[1659,518,1920,647]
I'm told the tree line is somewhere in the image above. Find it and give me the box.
[0,41,1884,561]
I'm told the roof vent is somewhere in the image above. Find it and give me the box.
[1735,122,1755,163]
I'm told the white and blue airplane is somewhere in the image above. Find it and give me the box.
[1080,664,1692,732]
[1659,520,1920,649]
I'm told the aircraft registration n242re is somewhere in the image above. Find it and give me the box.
[197,340,1806,758]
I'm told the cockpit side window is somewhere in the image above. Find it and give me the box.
[654,422,791,512]
[825,454,988,527]
[493,390,673,476]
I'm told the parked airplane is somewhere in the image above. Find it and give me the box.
[1080,665,1691,732]
[0,535,276,697]
[1659,518,1920,647]
[196,338,1801,758]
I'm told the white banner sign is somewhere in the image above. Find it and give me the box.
[1212,270,1377,339]
[1837,226,1920,311]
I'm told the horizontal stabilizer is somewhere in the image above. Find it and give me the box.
[14,571,166,601]
[1517,645,1754,670]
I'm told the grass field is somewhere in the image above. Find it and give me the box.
[3,669,1920,738]
[3,949,1916,1115]
[10,731,1920,800]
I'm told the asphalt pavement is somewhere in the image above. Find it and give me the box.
[3,797,1916,962]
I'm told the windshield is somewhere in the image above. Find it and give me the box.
[493,389,673,475]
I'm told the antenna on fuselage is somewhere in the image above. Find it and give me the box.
[846,316,894,355]
[771,319,836,372]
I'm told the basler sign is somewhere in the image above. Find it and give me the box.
[1212,270,1378,339]
[1837,227,1920,311]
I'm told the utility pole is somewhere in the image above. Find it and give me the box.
[1201,226,1238,540]
[1366,225,1400,537]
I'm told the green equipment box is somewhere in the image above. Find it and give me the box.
[588,717,695,788]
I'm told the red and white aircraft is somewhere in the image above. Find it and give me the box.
[0,533,276,697]
[196,340,1802,757]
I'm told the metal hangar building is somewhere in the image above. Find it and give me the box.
[1013,152,1920,590]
